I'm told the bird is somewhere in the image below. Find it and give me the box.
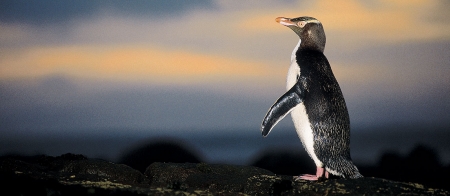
[261,16,363,181]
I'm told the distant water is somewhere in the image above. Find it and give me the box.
[1,125,449,166]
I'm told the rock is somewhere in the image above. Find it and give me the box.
[145,162,275,193]
[0,153,152,195]
[0,153,147,186]
[250,149,316,176]
[145,162,449,195]
[1,154,448,195]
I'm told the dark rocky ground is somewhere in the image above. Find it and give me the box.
[1,153,449,196]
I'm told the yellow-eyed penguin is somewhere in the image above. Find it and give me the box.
[261,16,363,181]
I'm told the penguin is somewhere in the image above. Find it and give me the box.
[261,16,363,181]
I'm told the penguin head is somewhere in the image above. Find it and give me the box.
[276,16,326,52]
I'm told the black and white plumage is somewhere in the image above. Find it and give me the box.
[261,16,363,180]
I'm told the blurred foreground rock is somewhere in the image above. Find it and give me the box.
[0,153,448,195]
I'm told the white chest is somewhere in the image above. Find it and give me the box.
[286,40,301,90]
[287,39,323,167]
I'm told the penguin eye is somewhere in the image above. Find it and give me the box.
[298,21,307,28]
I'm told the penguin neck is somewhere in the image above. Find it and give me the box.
[297,35,325,53]
[291,39,301,63]
[293,38,324,58]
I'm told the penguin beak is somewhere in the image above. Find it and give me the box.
[275,17,296,27]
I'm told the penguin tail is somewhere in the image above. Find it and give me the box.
[326,157,363,179]
[347,169,363,179]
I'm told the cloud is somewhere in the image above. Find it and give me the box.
[0,44,284,87]
[0,0,449,133]
[236,0,450,45]
[0,0,216,25]
[0,76,270,132]
[4,0,448,67]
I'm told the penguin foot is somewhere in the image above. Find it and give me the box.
[294,174,320,181]
[294,167,329,181]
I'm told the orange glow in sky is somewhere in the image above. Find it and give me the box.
[0,0,449,131]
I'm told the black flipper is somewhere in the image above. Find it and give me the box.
[261,83,303,136]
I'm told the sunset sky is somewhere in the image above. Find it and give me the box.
[1,0,449,138]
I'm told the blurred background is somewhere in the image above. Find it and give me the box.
[1,0,449,189]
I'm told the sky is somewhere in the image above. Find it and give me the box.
[1,1,450,160]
